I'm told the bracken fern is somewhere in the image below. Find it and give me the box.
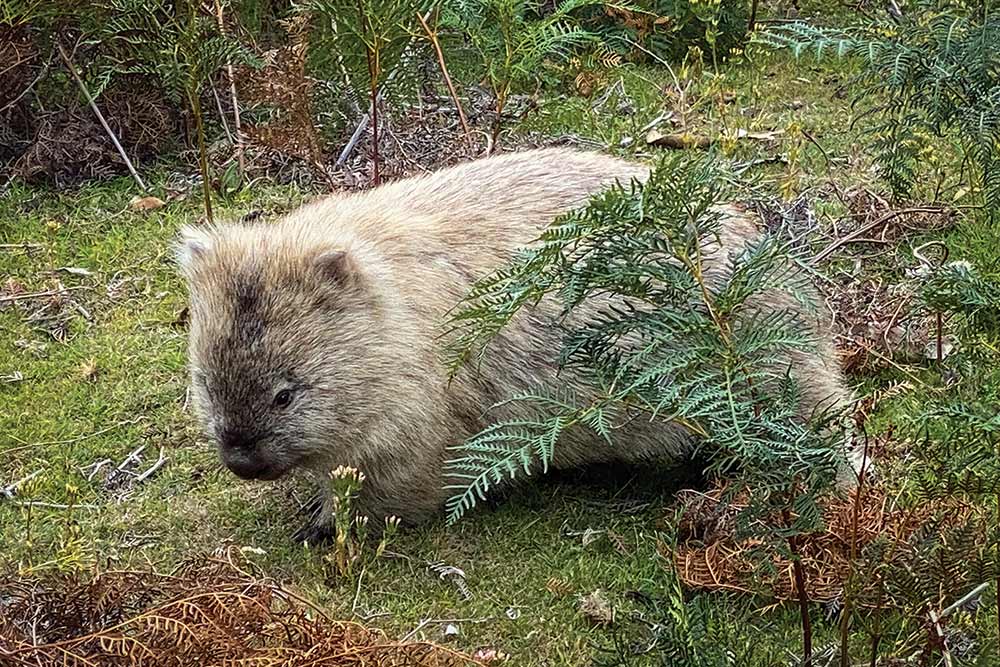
[442,153,846,527]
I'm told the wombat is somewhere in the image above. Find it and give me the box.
[176,148,858,542]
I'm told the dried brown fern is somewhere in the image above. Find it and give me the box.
[0,548,476,667]
[238,15,324,167]
[666,480,988,604]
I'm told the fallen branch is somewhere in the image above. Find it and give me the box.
[13,501,99,510]
[940,582,990,619]
[336,90,384,168]
[56,42,147,193]
[0,50,51,115]
[400,616,492,642]
[0,243,43,250]
[134,448,167,484]
[117,445,147,472]
[809,207,946,265]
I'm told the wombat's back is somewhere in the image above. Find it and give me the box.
[280,148,650,281]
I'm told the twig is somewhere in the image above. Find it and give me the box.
[928,608,954,667]
[0,286,91,305]
[0,243,42,250]
[809,207,945,265]
[117,445,147,472]
[939,582,990,619]
[81,459,113,482]
[214,0,246,175]
[834,333,935,388]
[210,82,234,144]
[351,566,366,616]
[335,10,433,167]
[1,469,43,500]
[0,52,51,115]
[801,128,831,168]
[133,448,167,484]
[416,11,472,147]
[56,42,147,193]
[336,97,381,167]
[13,501,99,510]
[1,418,142,452]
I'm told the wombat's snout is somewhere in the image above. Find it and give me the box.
[218,428,281,481]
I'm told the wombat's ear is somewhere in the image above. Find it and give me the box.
[174,225,212,277]
[313,249,361,288]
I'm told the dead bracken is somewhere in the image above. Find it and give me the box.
[668,480,987,604]
[0,548,475,667]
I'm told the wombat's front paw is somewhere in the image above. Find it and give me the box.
[293,520,334,546]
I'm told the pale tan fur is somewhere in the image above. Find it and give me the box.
[177,148,856,538]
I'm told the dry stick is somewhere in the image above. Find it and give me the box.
[748,0,760,31]
[0,286,91,305]
[189,86,215,223]
[210,83,234,144]
[134,448,167,484]
[913,240,951,364]
[839,428,871,667]
[213,0,245,174]
[14,501,99,510]
[928,608,954,667]
[940,582,990,619]
[0,243,43,250]
[782,500,812,667]
[56,43,147,193]
[336,93,381,167]
[790,535,813,667]
[369,58,381,186]
[416,11,473,146]
[336,11,434,167]
[1,470,43,500]
[809,207,946,266]
[0,55,50,115]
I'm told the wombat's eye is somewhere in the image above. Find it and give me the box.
[273,389,293,409]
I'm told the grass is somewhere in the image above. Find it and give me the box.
[1,43,997,664]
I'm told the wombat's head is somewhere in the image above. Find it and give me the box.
[175,223,383,482]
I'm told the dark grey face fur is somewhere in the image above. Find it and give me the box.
[189,270,297,480]
[181,235,381,484]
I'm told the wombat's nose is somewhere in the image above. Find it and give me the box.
[218,427,260,452]
[224,454,269,480]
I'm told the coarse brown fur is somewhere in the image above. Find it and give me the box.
[176,148,858,542]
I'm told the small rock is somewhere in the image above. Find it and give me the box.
[442,623,460,640]
[129,195,166,212]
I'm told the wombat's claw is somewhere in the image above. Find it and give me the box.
[293,521,334,546]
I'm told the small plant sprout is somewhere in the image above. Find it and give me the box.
[323,467,398,578]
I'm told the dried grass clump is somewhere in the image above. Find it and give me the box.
[667,482,983,603]
[0,549,474,667]
[12,86,174,187]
